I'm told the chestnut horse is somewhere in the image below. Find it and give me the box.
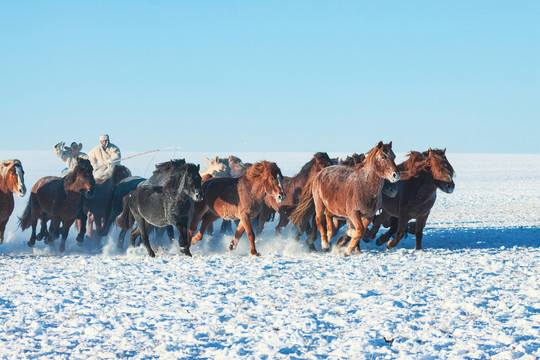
[190,161,286,256]
[20,158,95,252]
[364,148,455,250]
[290,141,400,256]
[256,152,333,235]
[0,160,26,244]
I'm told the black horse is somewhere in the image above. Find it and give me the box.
[100,159,190,248]
[117,160,203,257]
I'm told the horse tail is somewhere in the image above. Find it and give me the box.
[290,175,316,229]
[116,194,135,230]
[18,196,33,230]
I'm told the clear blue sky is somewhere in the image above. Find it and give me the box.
[1,1,538,153]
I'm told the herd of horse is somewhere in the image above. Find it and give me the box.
[0,141,455,257]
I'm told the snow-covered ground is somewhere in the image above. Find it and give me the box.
[0,150,539,359]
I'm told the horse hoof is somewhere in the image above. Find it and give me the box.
[386,241,395,249]
[343,250,351,257]
[250,251,260,257]
[362,237,371,243]
[27,240,35,247]
[180,248,192,257]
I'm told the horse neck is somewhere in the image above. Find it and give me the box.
[0,174,8,194]
[353,163,386,193]
[240,174,267,200]
[407,172,438,198]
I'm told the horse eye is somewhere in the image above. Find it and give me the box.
[382,155,387,160]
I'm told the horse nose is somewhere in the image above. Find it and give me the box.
[196,192,204,202]
[446,183,455,193]
[276,193,284,203]
[86,189,95,199]
[18,186,27,197]
[391,172,400,183]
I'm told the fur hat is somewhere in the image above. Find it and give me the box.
[99,134,109,141]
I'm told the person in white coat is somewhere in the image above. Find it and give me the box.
[53,141,89,176]
[88,134,121,181]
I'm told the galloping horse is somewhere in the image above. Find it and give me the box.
[20,158,95,252]
[117,161,203,257]
[364,148,455,250]
[81,165,132,243]
[0,160,26,244]
[290,142,400,256]
[189,161,286,256]
[256,152,333,235]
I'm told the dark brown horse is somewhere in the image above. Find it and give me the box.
[364,148,455,250]
[20,158,95,252]
[256,152,333,235]
[190,161,286,256]
[81,165,132,243]
[0,160,26,244]
[290,141,400,256]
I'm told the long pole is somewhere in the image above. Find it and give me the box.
[96,146,182,169]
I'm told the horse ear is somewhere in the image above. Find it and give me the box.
[388,141,392,149]
[197,164,200,171]
[428,148,432,157]
[215,155,219,163]
[377,141,383,149]
[443,148,446,154]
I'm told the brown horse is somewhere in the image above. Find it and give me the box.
[0,160,26,244]
[290,141,400,256]
[189,161,286,256]
[256,152,333,235]
[364,148,455,250]
[20,158,95,252]
[82,165,132,243]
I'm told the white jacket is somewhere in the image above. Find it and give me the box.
[53,143,89,177]
[88,143,121,180]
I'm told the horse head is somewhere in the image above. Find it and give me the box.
[0,159,26,197]
[180,163,204,202]
[201,156,230,178]
[313,152,333,173]
[71,157,96,199]
[227,155,247,176]
[425,148,455,194]
[249,161,286,204]
[112,165,132,185]
[367,141,400,183]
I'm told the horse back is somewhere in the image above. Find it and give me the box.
[202,177,243,219]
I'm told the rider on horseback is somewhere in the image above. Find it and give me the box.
[88,134,121,181]
[53,141,89,176]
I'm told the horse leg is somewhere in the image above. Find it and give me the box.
[242,217,259,256]
[176,218,192,257]
[59,218,75,253]
[117,228,128,250]
[0,219,6,245]
[220,220,233,235]
[256,203,272,235]
[387,217,411,249]
[129,226,140,248]
[133,217,155,257]
[366,211,390,241]
[192,212,218,245]
[165,226,175,245]
[413,216,428,250]
[275,207,292,235]
[27,218,39,248]
[36,217,49,241]
[189,204,209,244]
[313,196,329,251]
[76,211,87,245]
[325,212,336,242]
[87,213,94,239]
[344,214,371,257]
[376,216,398,246]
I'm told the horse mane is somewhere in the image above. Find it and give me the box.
[153,159,186,177]
[163,163,199,191]
[298,152,332,175]
[64,158,92,187]
[246,161,278,181]
[399,151,428,173]
[423,148,455,177]
[340,153,365,167]
[0,159,22,178]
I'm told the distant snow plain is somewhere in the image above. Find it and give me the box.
[0,150,539,359]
